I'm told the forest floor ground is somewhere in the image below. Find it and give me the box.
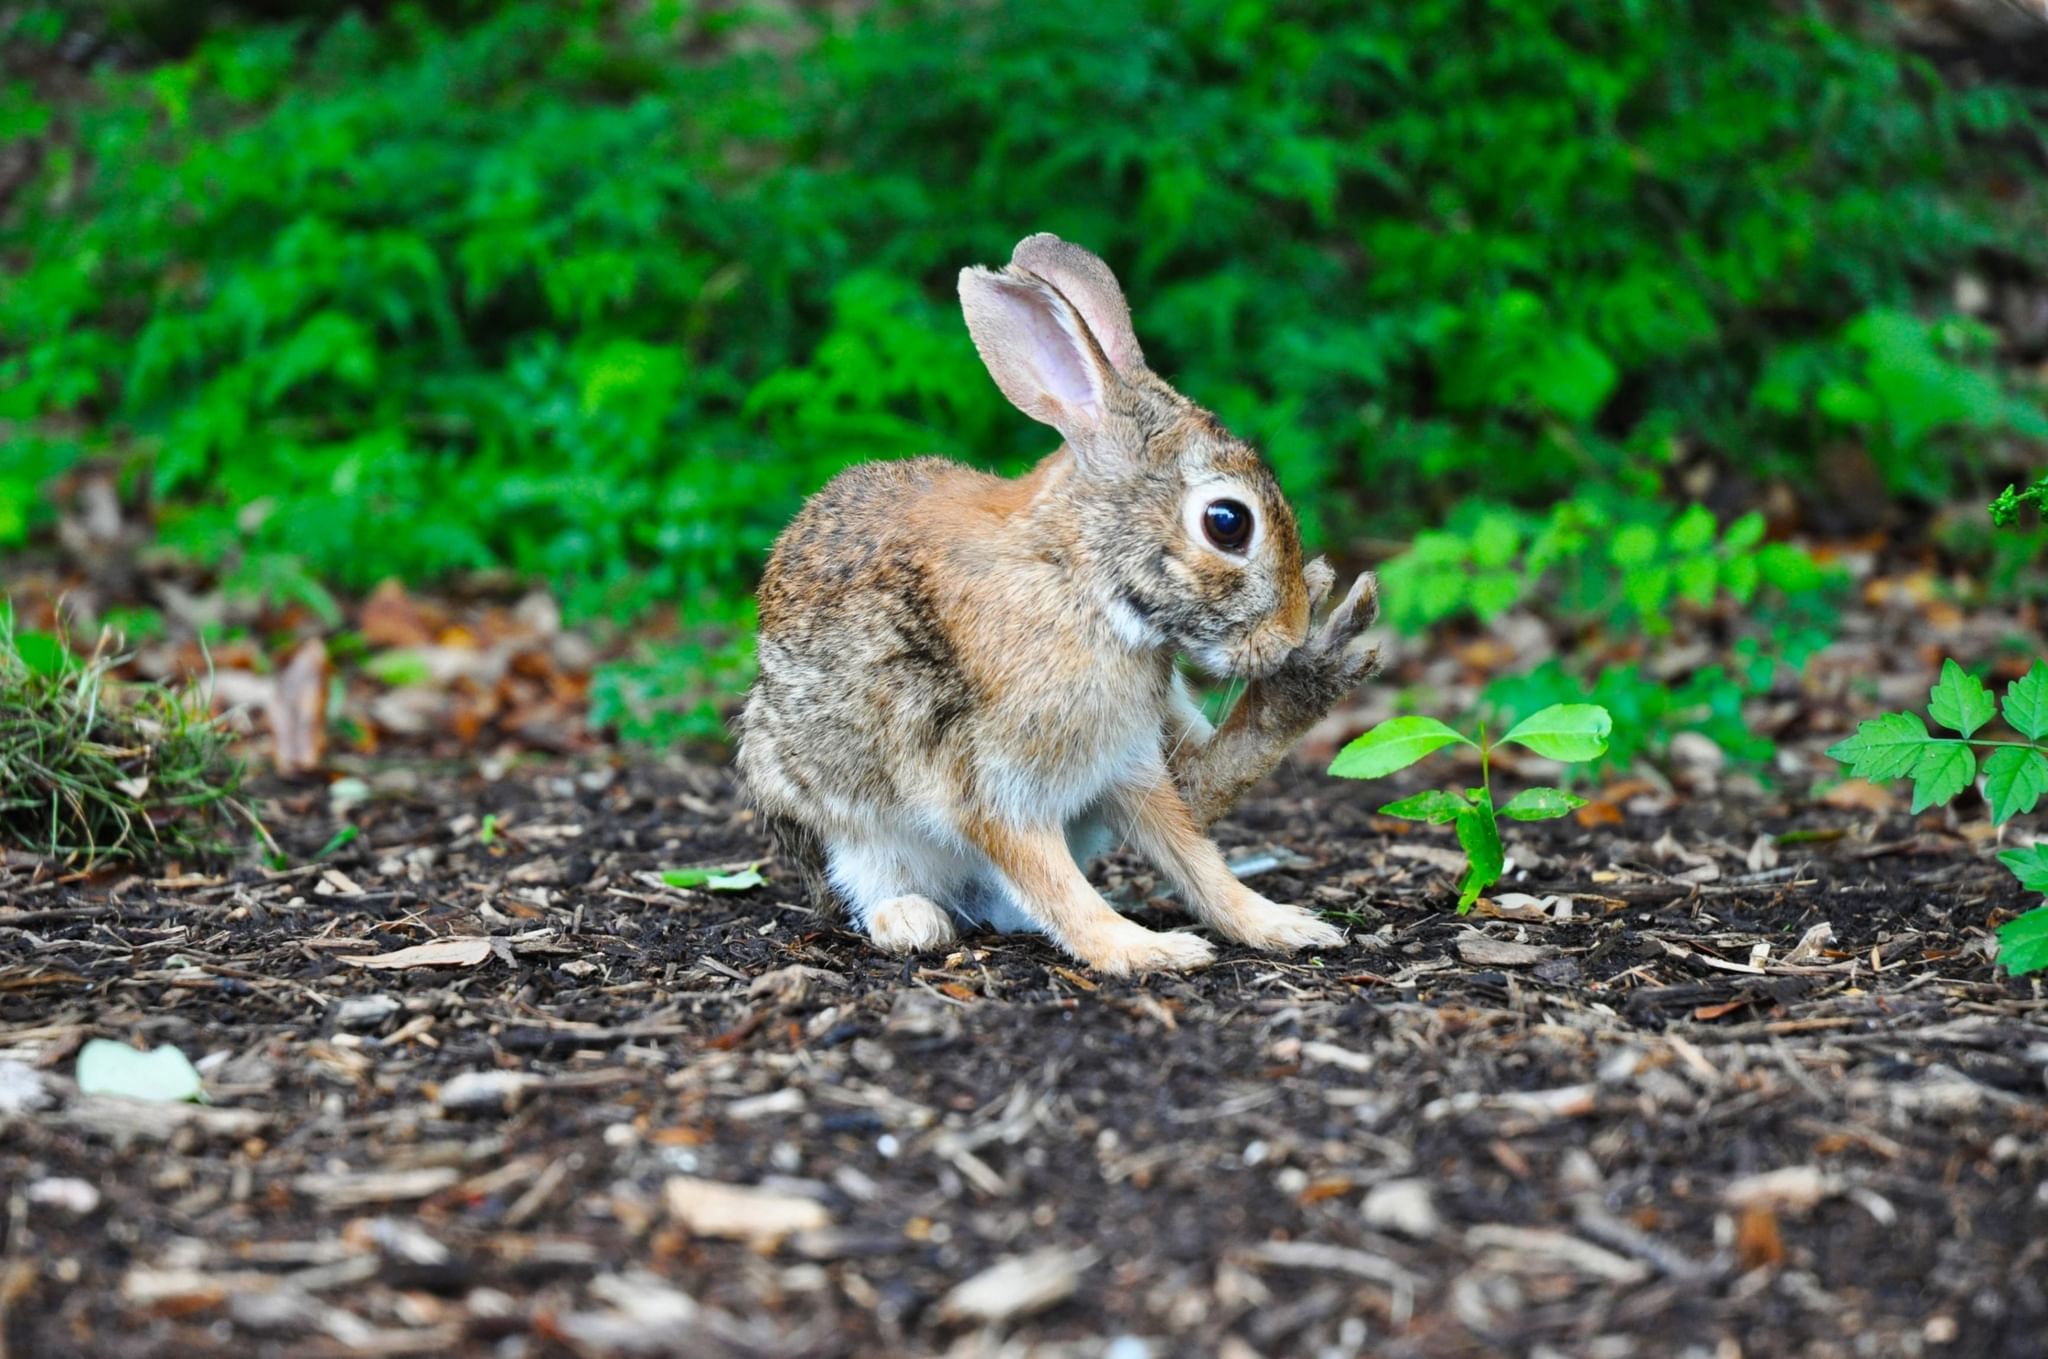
[4,748,2046,1359]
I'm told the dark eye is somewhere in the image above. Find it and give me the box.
[1202,498,1253,552]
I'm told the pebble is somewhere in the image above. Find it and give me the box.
[437,1070,540,1115]
[1362,1178,1441,1239]
[27,1177,100,1216]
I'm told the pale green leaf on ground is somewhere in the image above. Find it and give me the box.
[662,862,766,891]
[1995,906,2048,976]
[2002,661,2048,742]
[1982,746,2048,826]
[1454,799,1504,914]
[1909,743,1975,813]
[1498,787,1588,821]
[75,1039,206,1104]
[1329,716,1474,780]
[1825,711,1933,782]
[1927,658,1995,737]
[1498,704,1612,762]
[1377,790,1470,824]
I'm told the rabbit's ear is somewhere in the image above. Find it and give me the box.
[959,264,1123,453]
[1009,234,1146,377]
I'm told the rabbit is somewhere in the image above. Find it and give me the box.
[735,233,1380,975]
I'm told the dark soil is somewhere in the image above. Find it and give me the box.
[3,759,2045,1359]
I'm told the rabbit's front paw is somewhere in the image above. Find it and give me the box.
[1072,922,1217,977]
[867,895,959,955]
[1265,568,1381,726]
[1215,891,1346,954]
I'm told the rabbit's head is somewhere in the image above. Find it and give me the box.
[960,234,1314,678]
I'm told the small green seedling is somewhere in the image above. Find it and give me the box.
[1829,658,2048,975]
[1329,703,1614,912]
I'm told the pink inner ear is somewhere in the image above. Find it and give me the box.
[1008,283,1099,415]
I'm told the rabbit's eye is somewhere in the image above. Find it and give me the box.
[1202,499,1253,552]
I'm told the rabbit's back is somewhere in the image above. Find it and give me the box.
[739,454,1173,838]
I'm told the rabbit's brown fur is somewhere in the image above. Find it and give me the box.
[736,234,1379,974]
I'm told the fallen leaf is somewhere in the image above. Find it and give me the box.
[1573,800,1625,829]
[1822,779,1895,813]
[340,936,494,970]
[659,863,766,892]
[74,1039,206,1104]
[267,638,329,776]
[1735,1204,1785,1270]
[359,578,442,648]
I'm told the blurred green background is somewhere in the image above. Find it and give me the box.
[3,0,2045,745]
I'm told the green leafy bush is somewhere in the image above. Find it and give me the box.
[3,1,2043,723]
[1377,497,1832,636]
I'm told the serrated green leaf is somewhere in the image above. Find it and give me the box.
[1909,743,1975,813]
[1378,790,1470,824]
[1998,844,2048,894]
[75,1039,206,1104]
[1995,906,2048,976]
[1825,711,1933,782]
[1498,704,1612,762]
[2001,661,2048,741]
[1499,787,1587,821]
[1454,799,1504,914]
[1330,716,1474,780]
[1982,746,2048,826]
[1927,658,1995,737]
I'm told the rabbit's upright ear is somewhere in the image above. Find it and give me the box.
[1009,234,1146,377]
[959,263,1125,459]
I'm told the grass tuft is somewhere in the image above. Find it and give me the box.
[0,606,247,869]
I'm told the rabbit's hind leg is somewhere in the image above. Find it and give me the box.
[827,833,963,956]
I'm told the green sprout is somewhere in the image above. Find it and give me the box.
[1329,703,1613,912]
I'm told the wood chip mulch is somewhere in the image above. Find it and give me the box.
[2,759,2045,1359]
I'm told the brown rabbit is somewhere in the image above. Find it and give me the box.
[736,233,1379,975]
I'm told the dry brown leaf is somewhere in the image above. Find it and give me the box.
[360,578,442,648]
[267,638,329,776]
[1823,779,1895,813]
[340,936,494,970]
[1735,1205,1785,1271]
[1573,800,1625,829]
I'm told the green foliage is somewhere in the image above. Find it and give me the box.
[3,0,2043,664]
[1999,907,2048,975]
[0,606,247,866]
[1827,658,2048,975]
[1378,495,1836,638]
[588,629,757,747]
[1330,703,1611,912]
[1754,312,2048,500]
[1990,472,2048,529]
